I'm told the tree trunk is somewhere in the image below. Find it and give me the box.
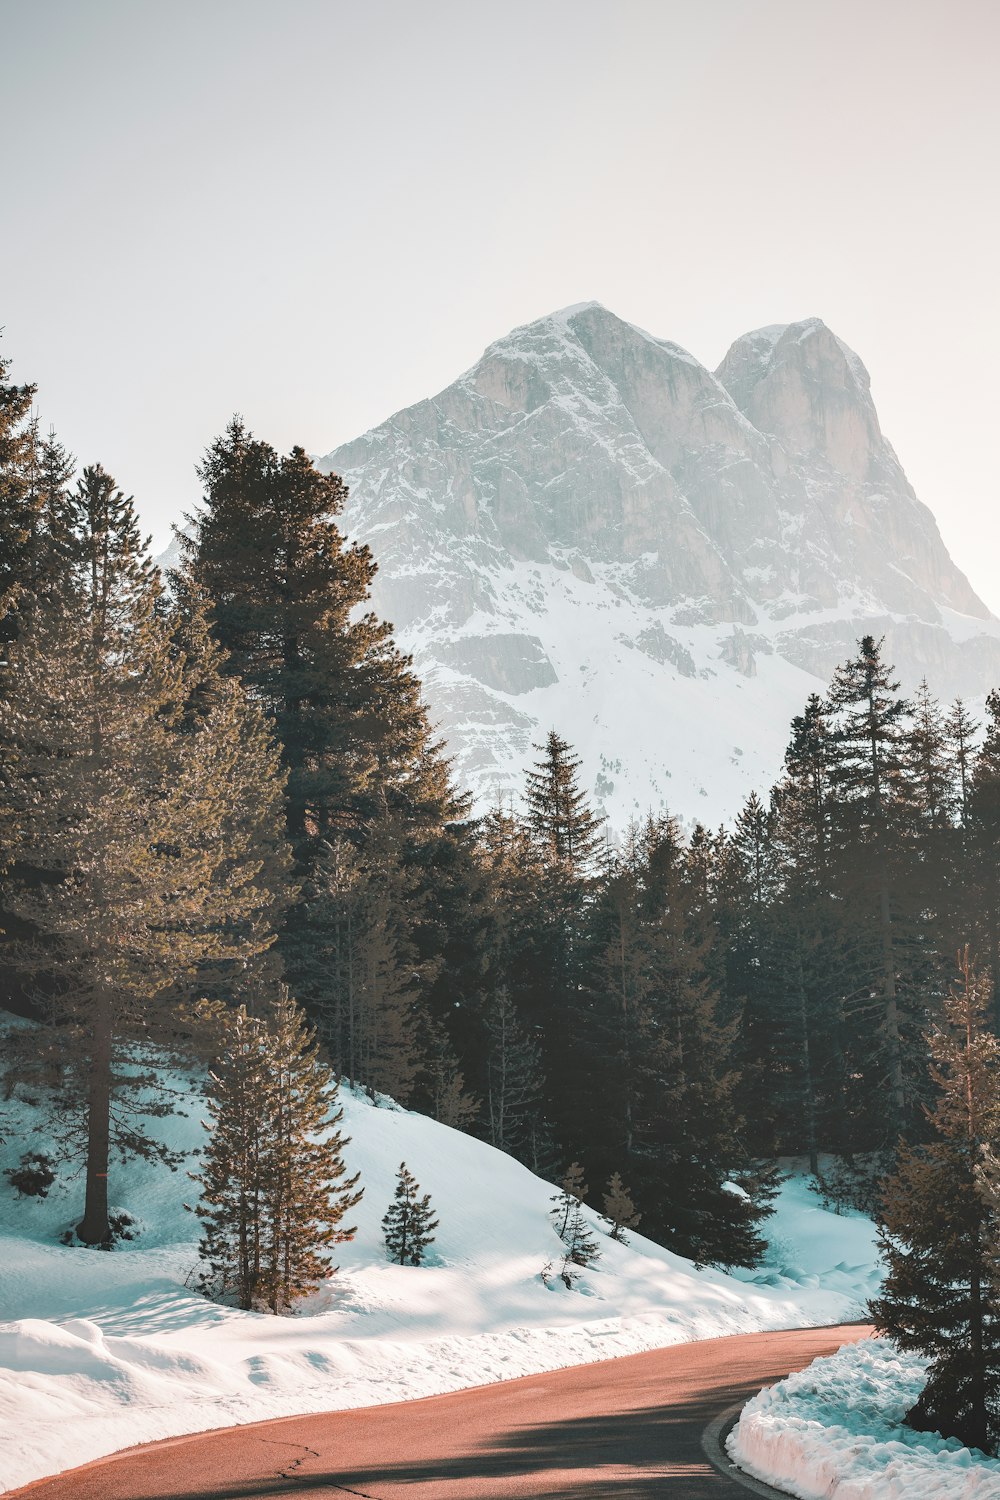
[77,995,112,1245]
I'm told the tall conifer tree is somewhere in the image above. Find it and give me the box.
[0,468,289,1243]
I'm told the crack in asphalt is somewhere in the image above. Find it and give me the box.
[254,1436,384,1497]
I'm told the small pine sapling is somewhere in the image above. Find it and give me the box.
[549,1162,600,1286]
[600,1172,641,1243]
[382,1161,439,1266]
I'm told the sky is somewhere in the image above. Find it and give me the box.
[3,0,999,608]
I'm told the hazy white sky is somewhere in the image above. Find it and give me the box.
[4,0,999,607]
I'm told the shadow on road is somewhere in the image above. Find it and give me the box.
[117,1397,737,1499]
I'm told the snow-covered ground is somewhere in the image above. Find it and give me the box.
[0,1051,879,1494]
[729,1338,1000,1499]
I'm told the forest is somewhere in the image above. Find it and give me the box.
[4,341,1000,1450]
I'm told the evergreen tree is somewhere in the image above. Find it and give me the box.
[261,991,363,1311]
[601,1172,640,1243]
[774,694,833,888]
[521,734,601,1134]
[483,988,548,1158]
[908,680,956,833]
[193,993,362,1312]
[422,1017,479,1130]
[182,420,468,1070]
[382,1161,439,1265]
[947,698,978,833]
[969,692,1000,1029]
[872,951,1000,1454]
[183,419,459,854]
[549,1162,600,1285]
[0,470,289,1244]
[191,1005,269,1307]
[525,731,601,873]
[0,342,37,639]
[825,635,919,1139]
[302,825,425,1102]
[768,702,847,1164]
[720,795,783,1150]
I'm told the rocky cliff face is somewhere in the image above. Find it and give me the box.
[318,304,1000,826]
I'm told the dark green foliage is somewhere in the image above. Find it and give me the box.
[180,419,472,1107]
[183,418,460,854]
[525,731,602,874]
[482,987,554,1169]
[382,1161,439,1266]
[872,952,1000,1455]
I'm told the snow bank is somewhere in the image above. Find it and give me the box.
[728,1337,1000,1499]
[0,1043,881,1493]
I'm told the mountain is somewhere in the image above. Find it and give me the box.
[319,303,1000,827]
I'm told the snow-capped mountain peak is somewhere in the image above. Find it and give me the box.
[317,306,999,826]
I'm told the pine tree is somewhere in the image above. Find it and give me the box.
[969,692,1000,1029]
[908,680,956,833]
[549,1162,600,1285]
[601,1172,641,1243]
[774,693,832,888]
[0,341,37,639]
[0,470,289,1244]
[261,991,363,1312]
[382,1161,439,1265]
[483,987,555,1169]
[581,840,648,1164]
[302,824,425,1102]
[521,733,601,1135]
[947,698,978,833]
[525,731,601,873]
[193,993,362,1312]
[872,951,1000,1454]
[183,419,459,854]
[825,635,919,1139]
[769,695,845,1162]
[722,794,783,1150]
[422,1018,478,1130]
[182,420,468,1070]
[191,1005,270,1307]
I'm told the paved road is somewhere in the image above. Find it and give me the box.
[19,1323,872,1500]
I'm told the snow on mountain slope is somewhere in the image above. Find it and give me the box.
[318,304,1000,827]
[0,1044,879,1492]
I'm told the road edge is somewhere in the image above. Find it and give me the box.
[701,1402,795,1500]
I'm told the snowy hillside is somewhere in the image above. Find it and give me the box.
[318,304,1000,827]
[0,1048,879,1492]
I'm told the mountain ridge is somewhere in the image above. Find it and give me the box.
[317,303,999,825]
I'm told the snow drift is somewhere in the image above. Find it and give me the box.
[729,1338,1000,1499]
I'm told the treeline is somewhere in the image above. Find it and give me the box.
[4,340,1000,1284]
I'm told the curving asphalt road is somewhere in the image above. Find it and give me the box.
[15,1322,872,1500]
